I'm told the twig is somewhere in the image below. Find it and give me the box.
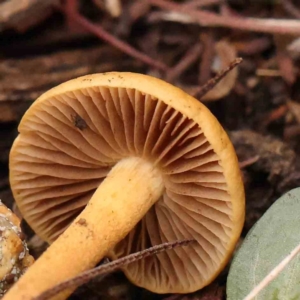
[243,242,300,300]
[150,0,300,35]
[234,37,272,56]
[261,105,288,128]
[276,50,296,85]
[197,58,242,99]
[65,0,79,20]
[282,0,300,19]
[56,3,168,71]
[256,69,281,77]
[33,239,195,300]
[183,0,223,8]
[239,156,259,169]
[166,43,203,82]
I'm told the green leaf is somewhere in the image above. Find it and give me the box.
[227,188,300,300]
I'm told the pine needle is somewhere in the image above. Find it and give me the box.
[34,239,195,300]
[243,242,300,300]
[197,58,242,99]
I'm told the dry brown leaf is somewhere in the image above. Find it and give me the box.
[0,0,57,32]
[105,0,122,17]
[93,0,122,18]
[201,40,238,101]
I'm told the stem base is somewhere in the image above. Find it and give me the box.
[4,157,164,300]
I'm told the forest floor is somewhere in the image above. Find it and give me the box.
[1,0,300,299]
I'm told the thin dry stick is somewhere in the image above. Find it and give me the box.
[183,0,223,8]
[184,0,224,8]
[56,3,168,71]
[243,242,300,300]
[33,239,195,300]
[197,58,242,99]
[150,0,300,35]
[239,156,259,169]
[282,0,300,19]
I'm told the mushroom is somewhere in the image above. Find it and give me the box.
[5,72,245,299]
[0,201,34,297]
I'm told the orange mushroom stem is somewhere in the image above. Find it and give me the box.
[5,157,163,299]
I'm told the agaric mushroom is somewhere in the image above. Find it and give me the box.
[0,201,34,297]
[5,72,245,300]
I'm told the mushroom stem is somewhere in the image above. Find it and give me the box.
[4,157,164,300]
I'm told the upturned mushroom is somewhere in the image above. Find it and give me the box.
[0,201,34,297]
[5,72,245,299]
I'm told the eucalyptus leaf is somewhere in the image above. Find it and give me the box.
[227,188,300,300]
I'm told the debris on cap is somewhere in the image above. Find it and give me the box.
[0,201,34,297]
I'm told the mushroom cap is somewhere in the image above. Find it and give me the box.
[9,72,245,293]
